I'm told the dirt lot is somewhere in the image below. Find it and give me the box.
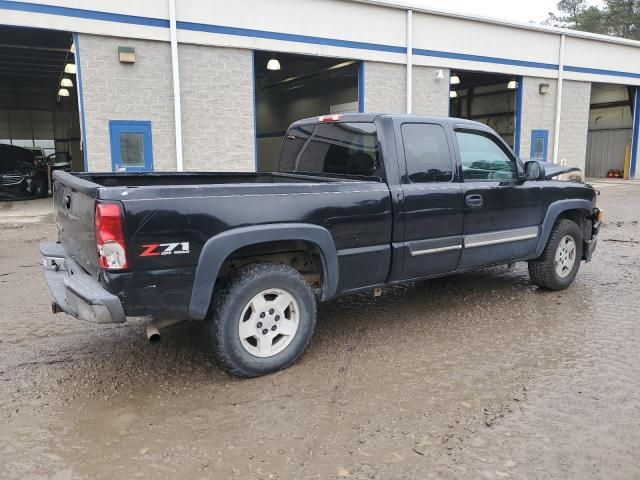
[0,181,639,480]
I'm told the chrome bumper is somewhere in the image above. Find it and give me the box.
[40,241,126,324]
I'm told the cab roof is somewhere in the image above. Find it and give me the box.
[289,113,491,131]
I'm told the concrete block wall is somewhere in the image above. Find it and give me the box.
[557,80,591,176]
[363,61,406,113]
[412,66,450,116]
[179,45,255,171]
[519,77,558,161]
[78,34,176,171]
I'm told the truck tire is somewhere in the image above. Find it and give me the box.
[528,219,583,291]
[208,262,316,377]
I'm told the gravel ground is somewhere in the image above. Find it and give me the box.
[0,181,638,480]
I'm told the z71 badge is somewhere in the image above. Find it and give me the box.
[139,242,190,257]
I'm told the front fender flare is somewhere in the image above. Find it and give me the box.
[534,199,593,258]
[188,223,339,320]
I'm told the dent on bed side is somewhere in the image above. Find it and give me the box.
[187,223,339,320]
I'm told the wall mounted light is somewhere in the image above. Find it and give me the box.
[449,90,458,98]
[118,46,136,64]
[64,63,77,74]
[267,58,281,71]
[60,78,74,88]
[58,88,70,97]
[539,83,550,94]
[435,69,445,80]
[507,80,518,90]
[450,74,460,85]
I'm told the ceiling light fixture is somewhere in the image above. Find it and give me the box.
[58,88,70,97]
[507,80,518,89]
[449,90,458,98]
[267,58,281,71]
[64,63,77,74]
[450,75,460,85]
[60,78,73,88]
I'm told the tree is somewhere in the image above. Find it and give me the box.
[576,6,608,35]
[545,0,589,29]
[545,0,640,40]
[605,0,640,39]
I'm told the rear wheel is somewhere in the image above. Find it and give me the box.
[528,219,583,290]
[208,262,316,377]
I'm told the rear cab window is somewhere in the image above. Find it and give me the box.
[278,122,380,180]
[401,123,453,183]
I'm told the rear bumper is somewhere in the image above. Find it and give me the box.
[40,241,126,324]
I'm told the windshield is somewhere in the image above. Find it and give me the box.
[278,122,379,178]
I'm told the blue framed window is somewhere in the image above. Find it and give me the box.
[109,120,153,172]
[530,129,549,162]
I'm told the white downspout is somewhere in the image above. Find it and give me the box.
[406,9,413,114]
[169,0,184,171]
[552,34,565,164]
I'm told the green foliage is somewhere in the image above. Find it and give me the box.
[546,0,640,39]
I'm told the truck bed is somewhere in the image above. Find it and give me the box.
[76,171,361,188]
[52,170,392,320]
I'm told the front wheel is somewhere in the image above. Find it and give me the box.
[528,219,584,290]
[208,262,317,377]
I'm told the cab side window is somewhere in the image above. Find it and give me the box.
[401,123,453,183]
[456,130,518,181]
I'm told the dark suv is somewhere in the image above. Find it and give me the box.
[0,144,48,199]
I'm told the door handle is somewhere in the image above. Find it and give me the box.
[466,194,483,207]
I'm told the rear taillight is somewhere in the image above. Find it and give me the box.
[95,202,128,270]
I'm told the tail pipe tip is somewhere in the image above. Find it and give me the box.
[145,318,182,343]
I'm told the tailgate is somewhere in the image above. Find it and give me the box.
[52,171,101,276]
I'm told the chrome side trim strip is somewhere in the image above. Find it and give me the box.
[337,244,389,257]
[465,233,538,248]
[410,244,462,256]
[464,226,539,249]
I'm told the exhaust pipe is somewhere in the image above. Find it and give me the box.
[146,318,182,343]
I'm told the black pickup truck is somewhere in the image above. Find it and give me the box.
[41,113,602,377]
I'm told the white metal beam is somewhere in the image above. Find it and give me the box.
[169,0,184,171]
[552,34,565,164]
[406,9,412,114]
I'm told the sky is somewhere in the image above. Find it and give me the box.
[407,0,603,24]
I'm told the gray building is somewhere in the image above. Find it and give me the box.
[1,0,640,179]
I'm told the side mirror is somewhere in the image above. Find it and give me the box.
[524,160,546,181]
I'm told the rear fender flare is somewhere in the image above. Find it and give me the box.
[534,199,593,257]
[188,223,338,320]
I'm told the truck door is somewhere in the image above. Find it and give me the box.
[398,122,464,280]
[453,127,542,269]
